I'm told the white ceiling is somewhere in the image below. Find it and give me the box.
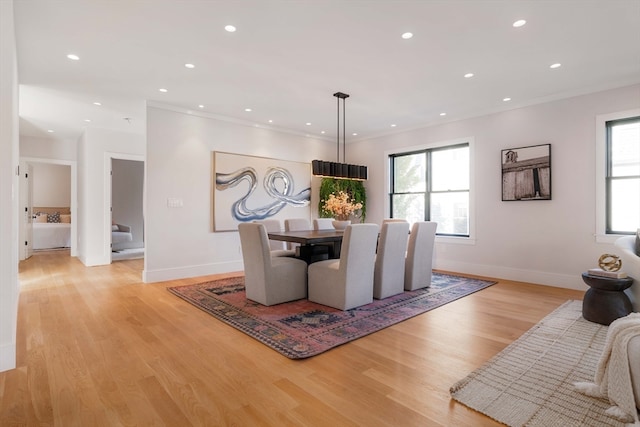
[13,0,640,143]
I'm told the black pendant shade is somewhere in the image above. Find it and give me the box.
[311,160,367,180]
[312,92,368,180]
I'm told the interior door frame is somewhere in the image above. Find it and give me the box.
[19,163,33,260]
[104,152,145,264]
[19,157,78,257]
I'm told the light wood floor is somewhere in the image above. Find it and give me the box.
[1,250,585,426]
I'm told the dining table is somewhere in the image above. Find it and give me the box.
[267,229,344,263]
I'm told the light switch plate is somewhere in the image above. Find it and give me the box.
[167,197,183,208]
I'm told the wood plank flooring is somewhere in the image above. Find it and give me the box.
[1,250,585,426]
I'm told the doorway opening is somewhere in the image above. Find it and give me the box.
[19,157,77,261]
[109,157,144,262]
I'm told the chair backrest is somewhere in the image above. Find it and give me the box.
[374,221,410,298]
[340,223,380,283]
[382,218,408,224]
[284,218,311,249]
[405,221,437,290]
[253,219,286,251]
[284,218,311,231]
[238,223,271,302]
[313,218,335,230]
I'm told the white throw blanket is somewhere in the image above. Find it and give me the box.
[575,313,640,427]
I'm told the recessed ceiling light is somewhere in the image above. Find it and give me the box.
[320,131,325,134]
[244,108,252,112]
[550,63,562,69]
[401,32,413,39]
[391,124,397,127]
[268,119,273,123]
[93,102,101,106]
[503,97,512,102]
[225,25,236,32]
[305,122,312,126]
[464,73,474,78]
[513,19,526,28]
[198,104,204,109]
[440,112,447,116]
[66,54,80,61]
[47,129,54,133]
[159,88,168,92]
[184,63,195,69]
[352,133,358,136]
[84,119,91,122]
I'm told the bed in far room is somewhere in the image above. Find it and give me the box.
[32,206,71,250]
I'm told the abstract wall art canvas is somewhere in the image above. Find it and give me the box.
[501,143,551,201]
[213,152,311,231]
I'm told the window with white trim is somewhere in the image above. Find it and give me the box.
[389,143,470,236]
[606,117,640,234]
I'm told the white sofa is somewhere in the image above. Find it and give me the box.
[615,235,639,312]
[112,224,133,251]
[614,235,640,411]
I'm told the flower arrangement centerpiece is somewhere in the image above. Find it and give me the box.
[322,190,363,221]
[319,178,366,221]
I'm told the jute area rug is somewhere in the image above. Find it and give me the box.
[168,272,495,359]
[450,300,627,427]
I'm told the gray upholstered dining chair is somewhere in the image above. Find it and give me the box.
[313,218,335,230]
[404,221,437,291]
[308,223,379,310]
[253,219,294,256]
[238,223,307,306]
[382,218,408,224]
[374,221,410,299]
[284,218,311,250]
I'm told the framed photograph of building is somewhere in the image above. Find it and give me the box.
[501,144,551,201]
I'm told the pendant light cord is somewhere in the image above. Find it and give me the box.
[336,95,340,163]
[343,97,346,164]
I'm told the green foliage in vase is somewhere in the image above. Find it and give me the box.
[318,178,366,222]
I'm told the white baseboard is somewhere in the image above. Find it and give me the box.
[143,260,244,283]
[142,258,586,290]
[78,254,110,267]
[434,260,585,291]
[0,342,16,373]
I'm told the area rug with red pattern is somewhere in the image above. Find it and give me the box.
[167,272,496,359]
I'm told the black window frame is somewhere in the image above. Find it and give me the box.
[389,142,470,237]
[605,116,640,235]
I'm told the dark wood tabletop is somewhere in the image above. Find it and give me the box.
[267,229,344,261]
[267,229,345,245]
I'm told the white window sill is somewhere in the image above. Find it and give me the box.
[436,236,476,245]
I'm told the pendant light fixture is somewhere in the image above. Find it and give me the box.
[312,92,368,180]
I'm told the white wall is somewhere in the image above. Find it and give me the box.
[349,84,640,290]
[32,163,71,207]
[144,106,334,282]
[77,128,145,266]
[21,135,77,161]
[112,159,144,249]
[0,0,20,372]
[77,132,87,260]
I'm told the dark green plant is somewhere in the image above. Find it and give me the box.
[318,178,366,222]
